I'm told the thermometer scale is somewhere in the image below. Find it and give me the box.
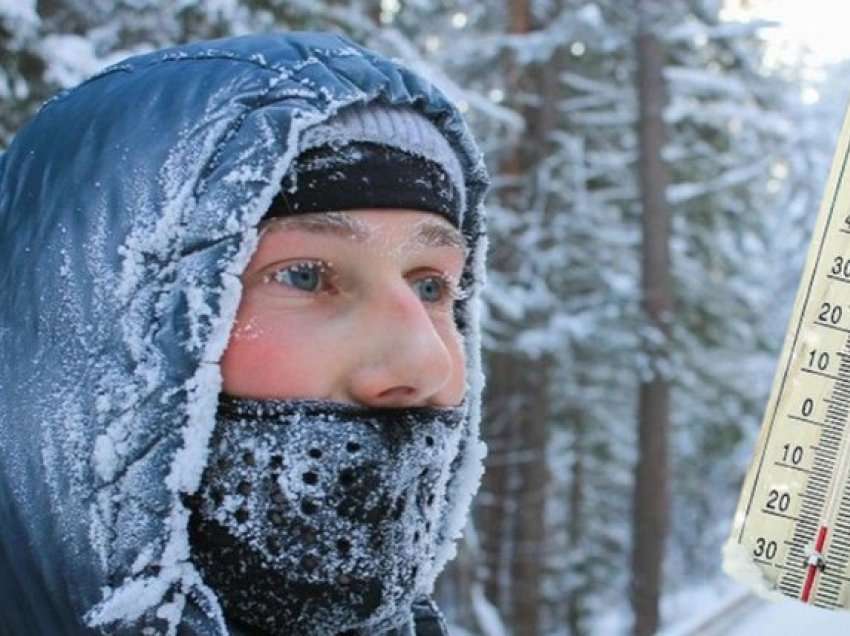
[726,102,850,608]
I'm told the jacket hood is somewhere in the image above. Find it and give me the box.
[0,32,489,634]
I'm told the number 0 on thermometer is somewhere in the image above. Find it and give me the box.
[725,103,850,609]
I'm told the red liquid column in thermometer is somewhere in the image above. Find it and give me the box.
[802,526,828,602]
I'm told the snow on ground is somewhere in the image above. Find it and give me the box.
[657,578,850,636]
[453,577,850,634]
[719,598,850,635]
[594,578,746,635]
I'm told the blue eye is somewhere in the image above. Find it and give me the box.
[274,262,324,292]
[414,276,447,303]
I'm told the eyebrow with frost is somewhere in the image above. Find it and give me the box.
[260,211,468,255]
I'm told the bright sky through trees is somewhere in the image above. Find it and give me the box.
[723,0,850,66]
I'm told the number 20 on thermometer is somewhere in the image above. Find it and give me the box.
[725,102,850,609]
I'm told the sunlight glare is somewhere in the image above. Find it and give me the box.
[723,0,850,65]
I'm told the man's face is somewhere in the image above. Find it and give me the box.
[219,209,467,406]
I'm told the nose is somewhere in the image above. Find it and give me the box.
[343,282,455,408]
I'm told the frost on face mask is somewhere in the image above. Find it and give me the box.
[185,395,466,635]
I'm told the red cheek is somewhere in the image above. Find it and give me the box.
[219,312,334,399]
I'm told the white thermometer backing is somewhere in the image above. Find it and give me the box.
[726,102,850,608]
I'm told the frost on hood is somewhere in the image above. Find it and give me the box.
[85,92,334,634]
[0,33,489,635]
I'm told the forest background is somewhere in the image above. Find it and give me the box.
[2,0,848,634]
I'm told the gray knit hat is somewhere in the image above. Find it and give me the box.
[265,103,467,227]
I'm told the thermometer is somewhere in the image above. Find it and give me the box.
[725,102,850,609]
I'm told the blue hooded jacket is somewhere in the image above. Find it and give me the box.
[0,32,489,635]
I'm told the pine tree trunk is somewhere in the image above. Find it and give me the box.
[630,1,672,635]
[503,1,551,634]
[511,367,550,636]
[479,350,515,614]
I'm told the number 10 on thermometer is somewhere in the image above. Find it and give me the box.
[725,102,850,609]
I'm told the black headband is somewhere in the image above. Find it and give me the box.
[263,142,463,228]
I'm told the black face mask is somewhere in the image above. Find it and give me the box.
[186,395,466,636]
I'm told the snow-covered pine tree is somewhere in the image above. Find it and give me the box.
[554,1,820,630]
[660,0,813,590]
[417,0,828,633]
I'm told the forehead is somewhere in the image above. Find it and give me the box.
[260,210,467,254]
